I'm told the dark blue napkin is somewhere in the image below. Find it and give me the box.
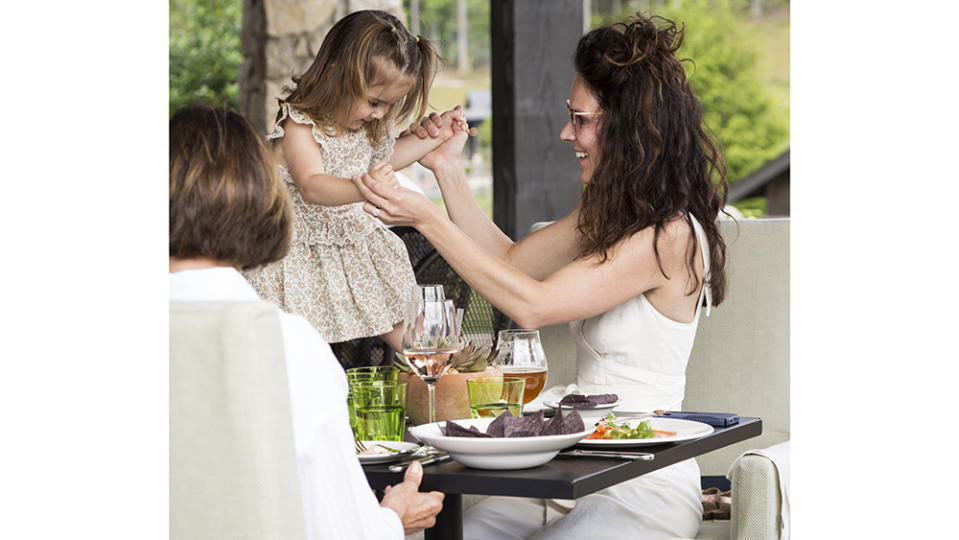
[658,411,740,427]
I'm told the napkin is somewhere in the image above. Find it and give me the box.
[657,411,740,427]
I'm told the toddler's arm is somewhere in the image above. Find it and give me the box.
[280,121,373,206]
[389,107,471,170]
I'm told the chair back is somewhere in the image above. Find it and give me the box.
[410,248,513,347]
[684,218,790,476]
[170,300,307,540]
[331,227,513,369]
[535,219,790,477]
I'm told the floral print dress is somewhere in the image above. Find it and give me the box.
[243,103,416,343]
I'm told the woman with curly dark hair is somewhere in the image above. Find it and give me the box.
[355,13,728,538]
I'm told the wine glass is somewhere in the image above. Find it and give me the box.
[492,329,549,406]
[402,285,461,424]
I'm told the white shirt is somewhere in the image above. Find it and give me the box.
[571,214,713,413]
[170,267,403,540]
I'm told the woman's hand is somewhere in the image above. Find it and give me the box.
[419,127,469,173]
[406,106,470,140]
[379,461,445,534]
[353,172,440,228]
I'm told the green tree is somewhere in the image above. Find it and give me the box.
[662,0,787,184]
[407,0,490,68]
[169,0,243,114]
[594,0,788,186]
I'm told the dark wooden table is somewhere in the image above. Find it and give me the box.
[364,416,762,540]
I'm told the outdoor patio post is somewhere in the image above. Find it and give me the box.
[490,0,584,240]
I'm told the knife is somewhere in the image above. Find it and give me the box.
[388,453,451,473]
[559,449,654,460]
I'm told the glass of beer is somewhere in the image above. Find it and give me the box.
[492,329,548,406]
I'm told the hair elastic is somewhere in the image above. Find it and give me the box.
[415,35,420,42]
[390,26,396,33]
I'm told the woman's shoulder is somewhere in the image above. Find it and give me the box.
[618,215,696,264]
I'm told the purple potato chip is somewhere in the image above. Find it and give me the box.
[487,411,510,437]
[559,393,619,408]
[558,394,591,407]
[586,393,619,406]
[503,410,544,438]
[561,410,586,434]
[444,420,492,438]
[540,409,566,436]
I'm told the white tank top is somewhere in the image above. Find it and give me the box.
[570,215,712,412]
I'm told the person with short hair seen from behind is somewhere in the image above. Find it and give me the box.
[169,104,443,539]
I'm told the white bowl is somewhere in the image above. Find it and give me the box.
[408,417,594,470]
[543,399,622,423]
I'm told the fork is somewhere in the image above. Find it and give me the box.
[354,439,368,453]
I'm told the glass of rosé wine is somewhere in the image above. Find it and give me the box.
[492,329,549,406]
[401,284,461,424]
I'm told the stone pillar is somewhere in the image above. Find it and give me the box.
[241,0,404,134]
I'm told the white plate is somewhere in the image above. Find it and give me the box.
[543,398,622,421]
[408,418,594,470]
[576,417,714,447]
[356,441,421,464]
[543,398,623,410]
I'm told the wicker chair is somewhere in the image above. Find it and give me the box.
[330,227,513,369]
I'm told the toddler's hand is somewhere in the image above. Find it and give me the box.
[408,106,477,140]
[367,162,399,188]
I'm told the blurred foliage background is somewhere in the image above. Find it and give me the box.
[169,0,788,216]
[403,0,790,216]
[169,0,242,113]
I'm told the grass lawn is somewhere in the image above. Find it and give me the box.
[749,13,790,134]
[425,69,491,113]
[430,190,492,219]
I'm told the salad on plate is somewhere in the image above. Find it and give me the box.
[585,414,676,440]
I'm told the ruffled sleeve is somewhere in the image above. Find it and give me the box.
[267,103,332,148]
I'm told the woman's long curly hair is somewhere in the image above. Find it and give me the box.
[575,13,728,306]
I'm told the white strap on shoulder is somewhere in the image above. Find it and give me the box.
[689,214,712,317]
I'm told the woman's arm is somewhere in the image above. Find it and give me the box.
[353,174,682,329]
[419,129,582,280]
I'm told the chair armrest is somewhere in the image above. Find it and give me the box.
[730,454,782,540]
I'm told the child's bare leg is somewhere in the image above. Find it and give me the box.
[381,321,404,353]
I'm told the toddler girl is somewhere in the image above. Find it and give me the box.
[243,9,466,352]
